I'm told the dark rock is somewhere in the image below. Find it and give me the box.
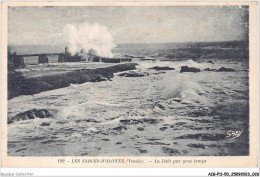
[144,142,170,145]
[149,66,175,71]
[8,109,53,124]
[153,72,166,75]
[203,68,217,71]
[217,67,236,72]
[162,147,180,155]
[56,121,67,124]
[180,66,200,73]
[146,138,162,141]
[116,142,122,145]
[137,127,144,131]
[118,71,148,77]
[187,143,205,149]
[40,122,50,126]
[101,139,110,141]
[159,127,168,131]
[113,126,127,131]
[207,60,214,64]
[204,67,236,72]
[155,103,166,110]
[138,149,147,153]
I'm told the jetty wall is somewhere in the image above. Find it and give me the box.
[8,63,137,99]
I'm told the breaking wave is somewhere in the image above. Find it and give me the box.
[136,59,215,71]
[63,22,116,57]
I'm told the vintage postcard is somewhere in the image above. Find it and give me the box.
[1,1,258,168]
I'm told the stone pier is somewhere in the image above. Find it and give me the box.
[38,54,49,64]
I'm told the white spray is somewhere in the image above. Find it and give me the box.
[63,22,116,57]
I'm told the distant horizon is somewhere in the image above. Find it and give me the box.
[8,39,248,46]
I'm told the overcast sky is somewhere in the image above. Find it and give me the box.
[8,6,248,45]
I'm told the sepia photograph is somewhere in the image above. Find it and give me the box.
[1,1,258,168]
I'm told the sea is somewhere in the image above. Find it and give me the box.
[7,41,249,156]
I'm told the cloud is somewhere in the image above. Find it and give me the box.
[8,6,248,45]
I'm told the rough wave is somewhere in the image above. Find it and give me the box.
[63,22,116,57]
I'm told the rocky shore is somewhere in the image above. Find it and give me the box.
[8,63,137,99]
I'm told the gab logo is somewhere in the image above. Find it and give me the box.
[226,130,243,140]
